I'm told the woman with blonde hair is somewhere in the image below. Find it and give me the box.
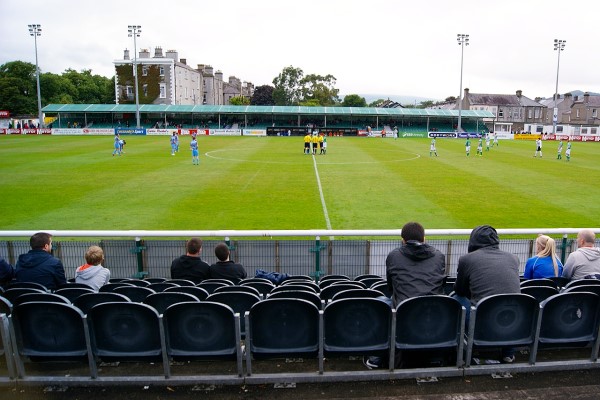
[523,235,564,279]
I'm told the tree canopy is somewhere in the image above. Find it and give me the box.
[341,94,367,107]
[272,66,340,106]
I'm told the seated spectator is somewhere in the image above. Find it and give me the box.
[170,237,210,284]
[75,245,110,291]
[209,243,247,283]
[0,257,15,287]
[523,235,564,279]
[453,225,520,363]
[562,229,600,280]
[15,232,67,290]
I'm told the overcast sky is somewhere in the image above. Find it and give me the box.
[2,0,598,101]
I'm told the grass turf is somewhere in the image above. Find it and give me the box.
[0,135,598,231]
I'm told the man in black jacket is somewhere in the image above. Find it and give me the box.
[209,243,247,283]
[170,237,210,284]
[15,232,67,290]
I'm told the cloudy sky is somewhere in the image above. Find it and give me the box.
[2,0,598,101]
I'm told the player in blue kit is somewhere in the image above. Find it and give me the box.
[170,133,178,155]
[190,137,199,165]
[112,134,121,156]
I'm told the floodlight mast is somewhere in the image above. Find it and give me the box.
[456,34,469,134]
[553,39,566,135]
[28,24,44,129]
[128,25,142,129]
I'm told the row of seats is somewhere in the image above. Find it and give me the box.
[3,291,600,383]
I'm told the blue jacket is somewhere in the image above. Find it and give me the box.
[15,250,67,290]
[524,256,564,279]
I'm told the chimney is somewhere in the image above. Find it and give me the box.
[180,58,187,65]
[215,70,223,81]
[123,49,130,60]
[154,46,163,58]
[139,48,150,58]
[584,92,590,103]
[516,90,522,97]
[165,49,178,60]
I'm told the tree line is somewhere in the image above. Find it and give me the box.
[0,61,452,115]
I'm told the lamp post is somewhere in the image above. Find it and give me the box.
[456,33,469,134]
[28,24,43,129]
[128,25,142,129]
[553,39,566,135]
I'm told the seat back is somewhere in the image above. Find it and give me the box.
[144,278,167,284]
[98,282,135,292]
[214,285,261,297]
[395,295,465,367]
[520,279,557,289]
[6,282,48,291]
[2,288,46,303]
[164,285,209,300]
[197,282,228,295]
[323,298,391,355]
[144,292,199,314]
[201,278,235,286]
[166,279,197,287]
[271,284,318,294]
[122,279,151,287]
[319,274,350,283]
[267,290,323,310]
[371,282,392,298]
[538,292,600,344]
[331,288,385,301]
[520,286,559,303]
[73,292,130,315]
[565,279,600,289]
[113,286,156,302]
[320,283,366,301]
[147,282,179,293]
[12,292,71,307]
[240,281,275,296]
[206,292,261,336]
[57,282,94,290]
[280,280,320,292]
[355,276,385,288]
[54,287,95,303]
[565,285,600,296]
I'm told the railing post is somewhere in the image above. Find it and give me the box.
[132,237,147,279]
[311,236,326,283]
[560,234,568,264]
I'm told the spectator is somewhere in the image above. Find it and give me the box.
[209,243,247,283]
[386,221,446,305]
[75,245,110,291]
[170,237,210,284]
[523,235,564,279]
[562,229,600,280]
[15,232,67,290]
[365,221,446,370]
[0,257,15,287]
[453,225,520,363]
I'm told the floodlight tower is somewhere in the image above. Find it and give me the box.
[457,33,469,133]
[553,39,566,135]
[28,24,43,128]
[128,25,142,128]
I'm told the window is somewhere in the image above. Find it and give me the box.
[593,109,598,118]
[159,83,166,99]
[557,126,563,132]
[592,128,597,134]
[142,66,148,76]
[576,109,580,118]
[126,86,133,99]
[498,109,504,118]
[159,66,165,76]
[142,84,148,97]
[582,128,588,134]
[534,108,540,119]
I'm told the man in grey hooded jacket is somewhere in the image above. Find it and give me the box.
[562,229,600,280]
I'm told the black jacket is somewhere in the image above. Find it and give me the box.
[386,240,446,304]
[209,261,247,284]
[15,250,67,290]
[170,255,210,284]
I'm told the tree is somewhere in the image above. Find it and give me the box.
[341,94,367,107]
[250,85,275,105]
[229,95,250,105]
[445,96,457,103]
[272,66,304,106]
[418,100,434,108]
[299,74,340,106]
[0,61,38,115]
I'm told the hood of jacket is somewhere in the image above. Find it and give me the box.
[400,240,438,261]
[468,225,500,253]
[16,250,53,269]
[578,247,600,261]
[76,264,104,280]
[175,255,203,269]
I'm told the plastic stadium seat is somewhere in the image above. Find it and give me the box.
[395,295,465,367]
[87,302,169,376]
[520,286,559,303]
[330,288,386,301]
[10,302,96,378]
[0,297,12,316]
[239,278,272,285]
[354,274,382,282]
[163,301,243,376]
[98,282,135,293]
[355,277,385,289]
[6,282,48,291]
[319,279,351,289]
[549,276,570,289]
[2,288,46,304]
[56,282,94,290]
[267,290,323,310]
[12,292,71,307]
[201,278,235,286]
[323,298,392,363]
[147,282,179,293]
[565,285,600,296]
[113,286,156,302]
[206,291,261,337]
[122,279,151,287]
[531,292,600,363]
[280,280,320,292]
[72,292,130,315]
[197,282,228,295]
[213,285,261,297]
[465,293,539,367]
[144,278,167,284]
[143,292,200,314]
[240,281,275,296]
[520,279,557,289]
[331,280,366,288]
[319,275,350,283]
[166,279,197,287]
[371,282,392,298]
[320,283,367,302]
[271,284,319,294]
[565,279,600,290]
[246,298,322,375]
[164,286,209,300]
[54,287,95,302]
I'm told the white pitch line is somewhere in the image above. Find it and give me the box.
[312,154,333,232]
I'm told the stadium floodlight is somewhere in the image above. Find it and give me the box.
[456,34,469,134]
[128,25,142,129]
[28,24,44,129]
[553,39,566,135]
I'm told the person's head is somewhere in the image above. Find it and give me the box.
[30,232,53,252]
[577,229,596,248]
[186,237,203,256]
[536,235,560,276]
[401,222,425,243]
[467,225,499,253]
[85,245,104,266]
[214,243,230,262]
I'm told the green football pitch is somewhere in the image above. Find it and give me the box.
[1,135,598,231]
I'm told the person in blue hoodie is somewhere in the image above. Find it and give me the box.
[75,245,110,291]
[15,232,67,290]
[0,257,15,287]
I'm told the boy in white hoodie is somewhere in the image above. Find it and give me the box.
[75,245,110,291]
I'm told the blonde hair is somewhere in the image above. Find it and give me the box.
[536,235,559,276]
[85,245,104,266]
